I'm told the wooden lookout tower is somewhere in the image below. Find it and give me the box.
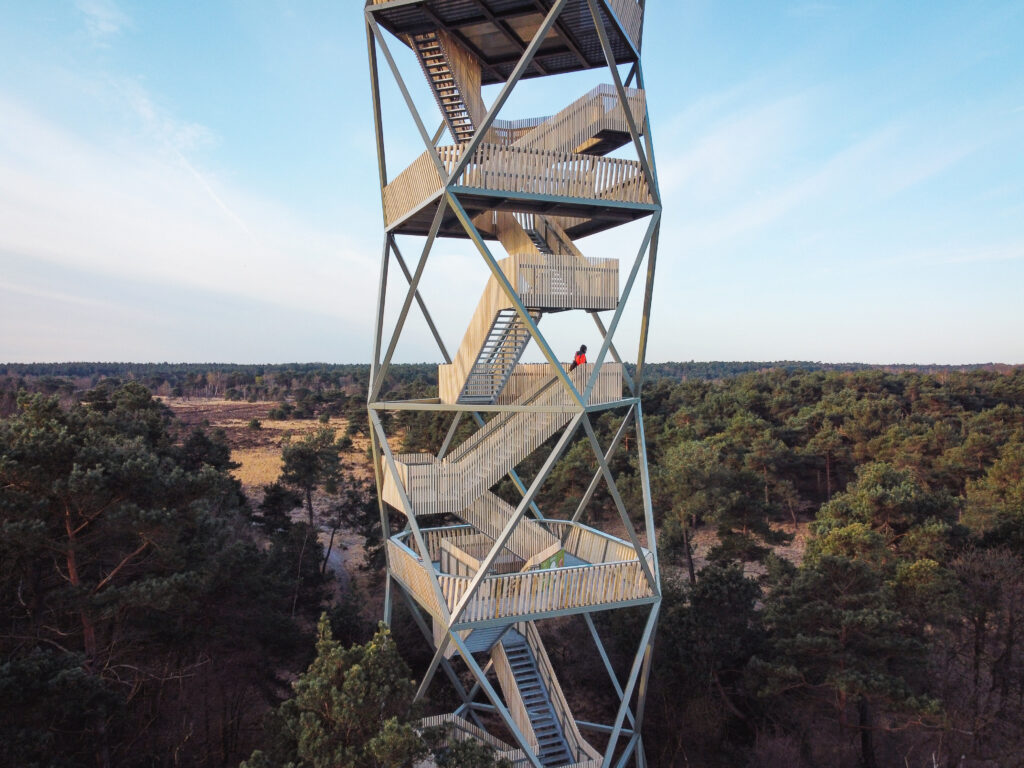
[364,1,661,765]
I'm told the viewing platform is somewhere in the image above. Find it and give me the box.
[386,522,656,628]
[382,141,654,237]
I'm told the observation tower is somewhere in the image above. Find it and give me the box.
[363,1,661,765]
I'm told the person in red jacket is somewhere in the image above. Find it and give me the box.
[569,344,587,372]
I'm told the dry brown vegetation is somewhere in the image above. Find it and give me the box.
[161,398,371,491]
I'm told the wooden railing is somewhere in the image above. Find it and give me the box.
[509,253,618,311]
[390,529,653,624]
[437,253,619,404]
[422,525,524,575]
[383,142,651,227]
[386,366,624,518]
[453,142,650,203]
[441,557,652,623]
[418,714,526,764]
[381,147,443,227]
[519,621,602,764]
[419,713,599,768]
[492,640,540,752]
[496,363,623,405]
[606,0,643,51]
[461,494,560,563]
[386,538,444,621]
[511,84,645,155]
[547,519,649,565]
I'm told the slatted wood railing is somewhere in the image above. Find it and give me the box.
[461,493,560,563]
[607,0,644,50]
[491,640,541,752]
[547,519,649,565]
[386,538,445,621]
[510,252,618,311]
[382,142,651,227]
[497,363,622,405]
[440,557,652,623]
[453,142,650,203]
[511,84,645,156]
[388,366,623,516]
[389,527,653,624]
[418,714,525,763]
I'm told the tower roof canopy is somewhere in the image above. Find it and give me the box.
[368,0,642,84]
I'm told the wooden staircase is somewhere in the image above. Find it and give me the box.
[410,30,482,143]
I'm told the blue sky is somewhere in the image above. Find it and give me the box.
[1,1,1022,365]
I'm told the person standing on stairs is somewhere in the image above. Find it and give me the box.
[569,344,587,371]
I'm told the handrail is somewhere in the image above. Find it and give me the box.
[382,142,651,228]
[518,621,602,763]
[510,84,645,156]
[441,557,652,623]
[385,539,445,621]
[389,529,653,624]
[546,519,649,564]
[491,641,540,752]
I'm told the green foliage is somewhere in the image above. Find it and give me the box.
[281,427,343,525]
[243,616,425,768]
[0,384,309,766]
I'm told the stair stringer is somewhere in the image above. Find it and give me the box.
[491,624,601,767]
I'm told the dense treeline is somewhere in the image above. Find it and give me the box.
[0,383,334,767]
[2,361,1010,415]
[573,368,1024,767]
[389,366,1024,766]
[3,364,1023,767]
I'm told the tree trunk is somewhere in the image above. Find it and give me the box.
[291,526,310,618]
[322,524,339,576]
[683,524,696,585]
[858,696,877,768]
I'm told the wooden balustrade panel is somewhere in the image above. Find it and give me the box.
[549,521,640,564]
[507,253,619,311]
[606,0,644,50]
[519,621,602,763]
[384,141,652,228]
[491,642,540,751]
[382,149,443,227]
[511,84,646,157]
[456,560,651,623]
[386,540,444,620]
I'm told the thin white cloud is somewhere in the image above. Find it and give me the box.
[0,91,376,331]
[74,0,129,43]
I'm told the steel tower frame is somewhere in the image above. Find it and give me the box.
[363,2,661,766]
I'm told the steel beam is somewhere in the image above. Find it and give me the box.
[448,413,584,626]
[581,414,657,593]
[447,0,569,184]
[587,0,658,205]
[571,406,635,524]
[583,211,660,402]
[447,191,586,407]
[602,604,660,767]
[370,197,447,403]
[365,15,446,177]
[389,236,452,364]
